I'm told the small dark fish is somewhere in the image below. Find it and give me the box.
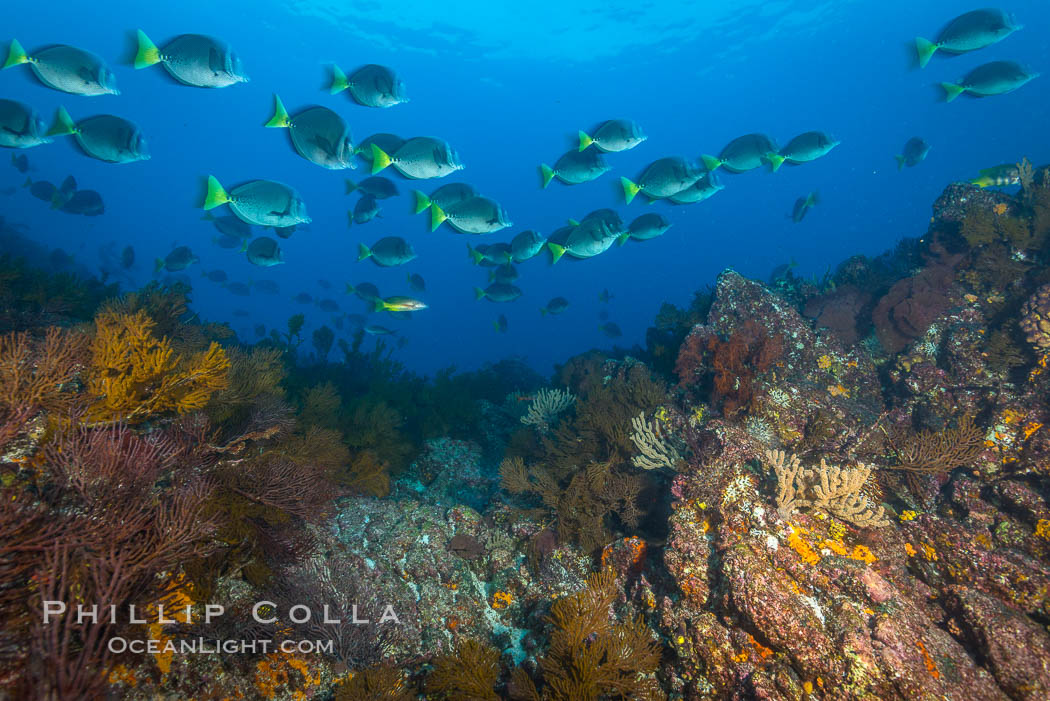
[254,324,266,337]
[489,263,519,285]
[494,314,508,333]
[318,279,333,290]
[155,246,198,273]
[475,283,522,303]
[293,292,313,304]
[541,297,569,316]
[24,177,56,202]
[10,153,29,172]
[407,273,426,292]
[790,191,820,223]
[364,324,396,336]
[599,289,612,304]
[896,138,929,170]
[253,279,280,294]
[358,237,416,267]
[350,193,381,226]
[318,299,340,313]
[345,175,399,199]
[599,322,622,338]
[203,211,252,239]
[58,190,104,216]
[213,233,246,249]
[245,236,284,267]
[202,269,228,283]
[224,281,251,296]
[120,246,134,269]
[346,282,380,302]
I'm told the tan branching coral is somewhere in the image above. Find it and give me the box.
[511,568,664,700]
[521,387,576,431]
[426,639,500,700]
[887,415,984,473]
[767,449,889,528]
[0,327,86,444]
[629,412,682,471]
[86,310,230,423]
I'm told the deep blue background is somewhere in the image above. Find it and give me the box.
[2,1,1046,375]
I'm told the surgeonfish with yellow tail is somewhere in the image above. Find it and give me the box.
[47,107,149,163]
[371,137,462,178]
[133,30,248,87]
[203,175,310,228]
[265,94,354,170]
[3,39,118,95]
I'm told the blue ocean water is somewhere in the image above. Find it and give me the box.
[3,0,1046,374]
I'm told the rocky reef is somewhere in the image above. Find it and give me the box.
[2,167,1050,699]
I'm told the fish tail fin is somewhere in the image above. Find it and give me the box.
[578,130,593,152]
[49,193,63,210]
[344,178,356,194]
[154,258,164,274]
[22,177,31,188]
[914,36,936,69]
[700,154,721,171]
[493,319,500,330]
[413,190,431,214]
[45,106,76,137]
[941,82,965,102]
[540,307,548,316]
[329,64,348,94]
[767,153,785,172]
[238,239,249,253]
[347,210,353,228]
[373,299,387,313]
[548,242,566,264]
[617,233,630,246]
[567,218,579,226]
[474,287,485,301]
[370,144,391,175]
[430,204,447,232]
[345,283,355,295]
[488,271,495,282]
[264,94,290,128]
[894,154,906,170]
[467,244,483,265]
[134,29,161,69]
[3,39,27,69]
[203,175,229,209]
[808,190,820,206]
[357,243,371,261]
[540,163,555,189]
[620,176,640,204]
